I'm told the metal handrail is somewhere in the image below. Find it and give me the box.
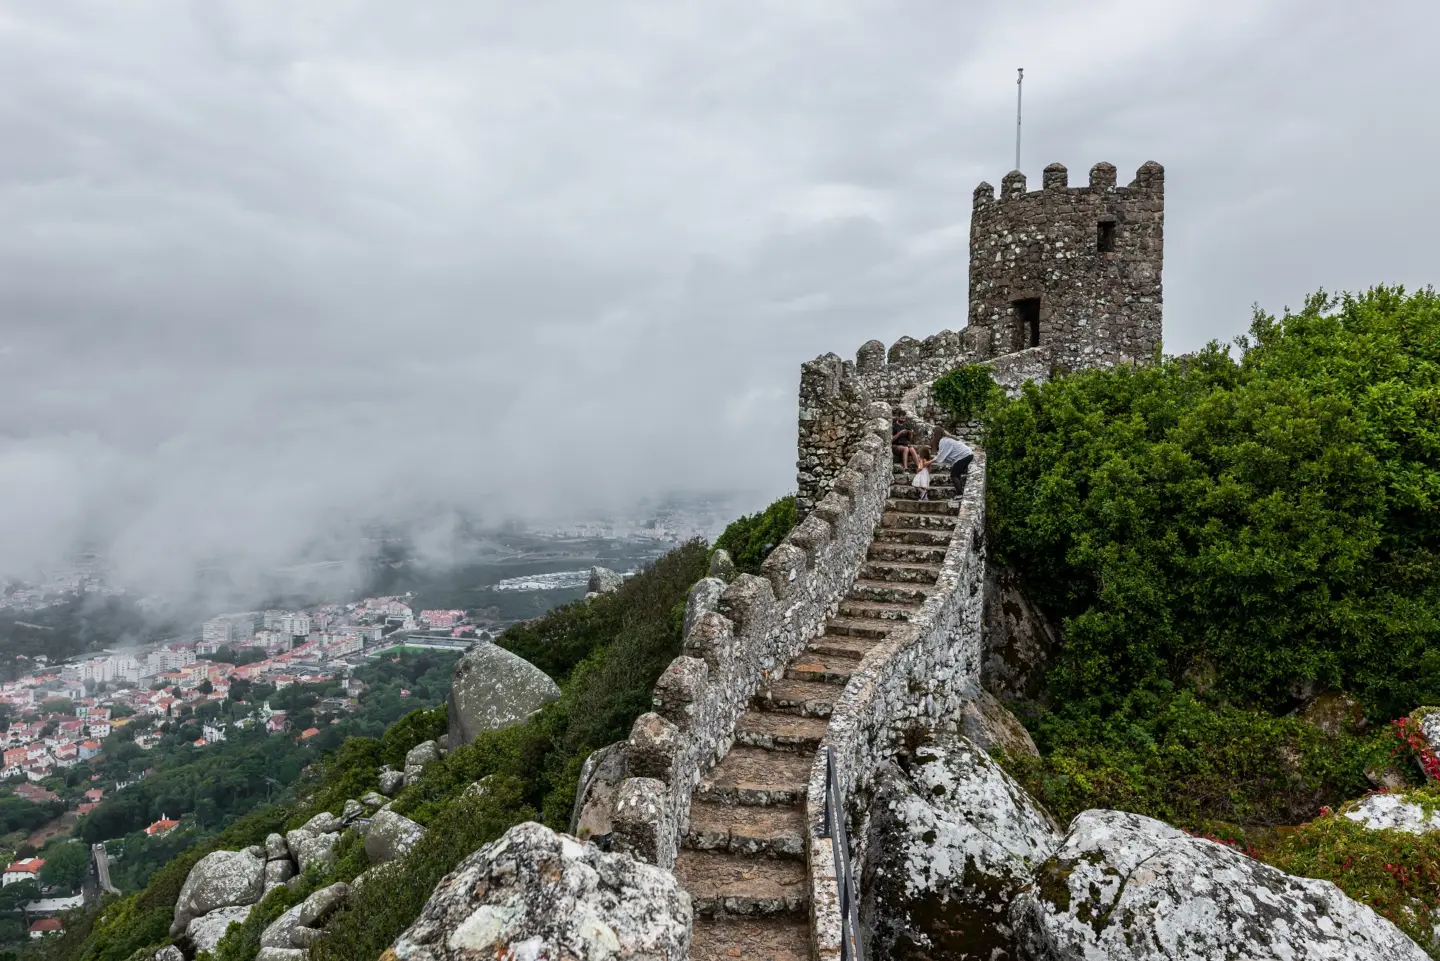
[824,745,864,961]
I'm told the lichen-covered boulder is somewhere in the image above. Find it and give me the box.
[1013,809,1429,959]
[153,947,185,961]
[588,566,625,594]
[265,832,289,862]
[404,740,440,785]
[447,643,561,748]
[383,821,690,960]
[264,857,295,887]
[569,741,628,841]
[294,832,339,875]
[303,810,343,835]
[707,548,736,580]
[186,903,253,954]
[365,808,426,863]
[261,881,350,951]
[1344,792,1440,833]
[863,735,1060,959]
[171,848,266,936]
[955,679,1039,759]
[1299,691,1368,737]
[379,766,405,796]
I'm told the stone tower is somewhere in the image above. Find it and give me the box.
[968,161,1164,371]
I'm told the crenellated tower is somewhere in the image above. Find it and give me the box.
[968,161,1164,371]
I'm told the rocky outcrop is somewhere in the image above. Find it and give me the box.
[1298,691,1368,736]
[446,642,562,748]
[153,947,185,961]
[260,882,350,956]
[1344,792,1440,833]
[707,548,736,580]
[1013,809,1429,960]
[171,848,266,936]
[383,821,691,960]
[569,741,627,842]
[404,739,440,786]
[863,735,1059,959]
[365,809,426,863]
[378,766,405,796]
[588,566,625,594]
[186,903,254,954]
[955,679,1039,759]
[981,567,1057,702]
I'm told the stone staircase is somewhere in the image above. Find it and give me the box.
[678,464,964,960]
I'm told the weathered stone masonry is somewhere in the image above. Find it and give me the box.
[611,402,896,870]
[969,161,1164,372]
[807,452,988,960]
[798,161,1163,516]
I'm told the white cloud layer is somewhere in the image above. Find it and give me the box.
[0,0,1436,595]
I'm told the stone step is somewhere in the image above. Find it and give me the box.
[867,542,949,565]
[674,849,809,918]
[787,650,864,686]
[734,710,829,753]
[685,799,805,859]
[807,633,879,660]
[697,745,812,806]
[872,527,953,547]
[689,916,811,961]
[885,497,958,515]
[752,678,840,717]
[893,469,952,483]
[822,615,891,639]
[889,484,957,500]
[860,559,944,584]
[847,579,935,605]
[837,598,922,620]
[880,511,958,531]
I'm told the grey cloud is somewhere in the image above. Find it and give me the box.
[0,0,1435,598]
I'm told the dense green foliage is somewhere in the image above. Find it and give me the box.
[307,540,708,958]
[1002,686,1404,830]
[1262,790,1440,953]
[0,795,62,835]
[713,495,797,575]
[933,363,1002,423]
[987,287,1440,718]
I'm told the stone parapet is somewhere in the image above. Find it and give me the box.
[797,332,973,514]
[805,452,988,958]
[612,402,896,871]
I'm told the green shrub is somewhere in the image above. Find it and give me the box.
[999,686,1408,830]
[987,287,1440,718]
[933,363,1002,423]
[1263,795,1440,956]
[713,496,797,575]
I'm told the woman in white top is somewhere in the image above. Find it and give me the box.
[929,428,975,496]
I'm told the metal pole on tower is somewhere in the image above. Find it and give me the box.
[1015,68,1023,171]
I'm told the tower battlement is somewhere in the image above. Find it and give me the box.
[968,161,1164,370]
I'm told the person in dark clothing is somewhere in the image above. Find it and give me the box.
[892,410,919,471]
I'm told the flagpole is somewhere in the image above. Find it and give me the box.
[1015,68,1023,171]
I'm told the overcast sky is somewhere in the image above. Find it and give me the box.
[1,0,1436,596]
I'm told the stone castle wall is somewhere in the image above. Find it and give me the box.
[796,160,1164,516]
[807,451,988,960]
[611,403,896,869]
[969,161,1164,372]
[797,332,972,515]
